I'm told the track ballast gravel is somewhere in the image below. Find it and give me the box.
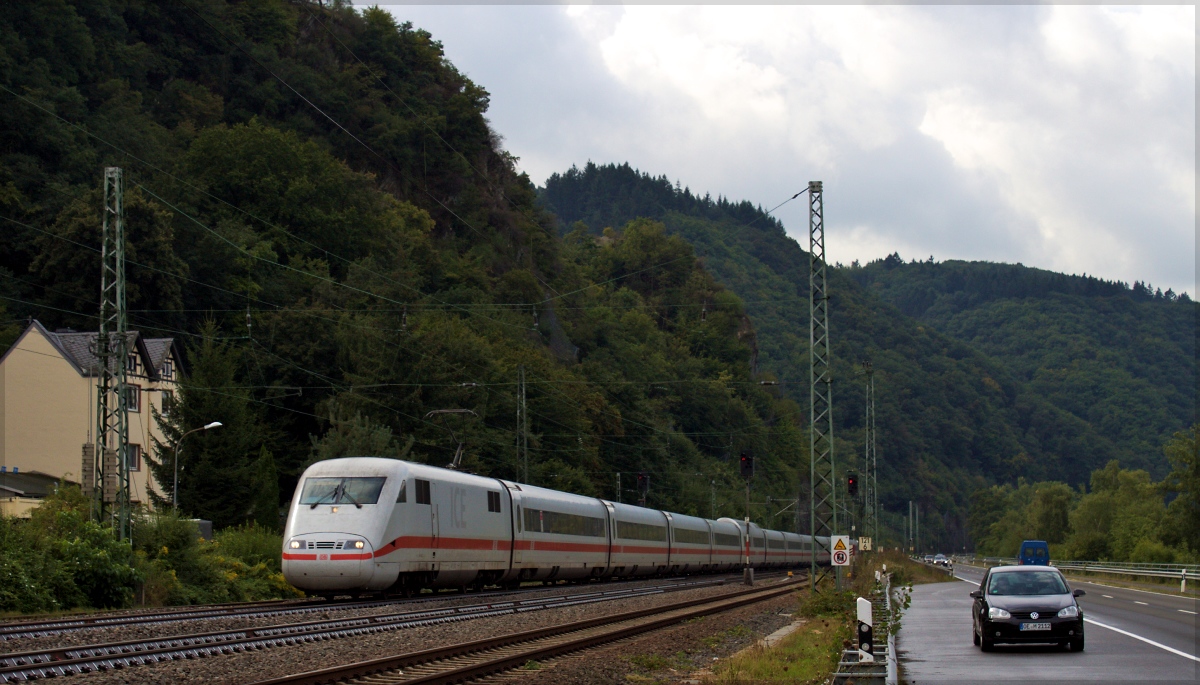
[34,578,770,684]
[0,576,722,658]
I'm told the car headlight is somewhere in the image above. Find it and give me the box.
[1057,605,1079,618]
[289,540,302,549]
[988,607,1011,620]
[354,540,365,549]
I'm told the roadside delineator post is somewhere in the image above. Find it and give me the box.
[857,596,874,662]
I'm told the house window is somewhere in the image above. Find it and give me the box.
[126,354,140,374]
[126,444,141,472]
[161,390,175,417]
[124,385,141,412]
[161,359,174,380]
[487,491,501,512]
[415,479,431,505]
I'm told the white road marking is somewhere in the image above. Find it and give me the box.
[1103,594,1114,598]
[1071,577,1197,601]
[1084,618,1199,663]
[1134,601,1149,605]
[1180,609,1197,615]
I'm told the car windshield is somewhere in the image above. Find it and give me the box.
[300,477,386,505]
[988,571,1068,596]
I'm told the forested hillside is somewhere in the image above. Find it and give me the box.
[541,162,1191,549]
[850,258,1195,474]
[0,1,805,532]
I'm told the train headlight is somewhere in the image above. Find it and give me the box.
[289,540,302,549]
[354,540,365,549]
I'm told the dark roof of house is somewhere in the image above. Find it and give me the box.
[143,338,174,373]
[0,320,179,380]
[0,470,75,499]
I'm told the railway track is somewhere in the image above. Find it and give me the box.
[0,597,378,642]
[0,577,732,682]
[0,571,784,643]
[250,577,802,685]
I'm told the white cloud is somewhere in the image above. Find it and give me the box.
[385,5,1195,294]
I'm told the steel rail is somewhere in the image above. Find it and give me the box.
[0,597,304,630]
[0,597,394,642]
[0,578,730,682]
[249,578,802,685]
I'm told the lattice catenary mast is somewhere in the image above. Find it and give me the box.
[862,361,877,548]
[808,180,836,589]
[92,167,131,540]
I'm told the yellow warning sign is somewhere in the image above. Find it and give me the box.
[833,538,847,551]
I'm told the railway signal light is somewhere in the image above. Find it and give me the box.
[636,472,649,496]
[847,473,858,496]
[739,452,754,480]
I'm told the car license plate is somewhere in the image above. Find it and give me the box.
[1020,622,1051,631]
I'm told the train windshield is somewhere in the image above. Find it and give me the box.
[300,477,387,506]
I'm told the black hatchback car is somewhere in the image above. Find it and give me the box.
[971,565,1085,651]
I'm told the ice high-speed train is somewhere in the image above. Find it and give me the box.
[282,458,837,595]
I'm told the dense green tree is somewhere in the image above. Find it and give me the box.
[1161,426,1198,553]
[148,322,273,528]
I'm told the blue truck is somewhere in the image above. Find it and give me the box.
[1017,540,1050,566]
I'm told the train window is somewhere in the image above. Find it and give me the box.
[752,536,764,548]
[300,477,387,505]
[674,528,710,545]
[523,508,605,537]
[415,479,431,505]
[516,506,521,532]
[396,480,407,503]
[769,538,784,549]
[487,491,501,512]
[617,521,667,542]
[713,532,741,547]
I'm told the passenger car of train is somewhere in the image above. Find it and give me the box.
[282,457,836,595]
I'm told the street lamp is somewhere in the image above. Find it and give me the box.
[174,421,221,511]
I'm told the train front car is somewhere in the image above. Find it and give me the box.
[283,457,404,594]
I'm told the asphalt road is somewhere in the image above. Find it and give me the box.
[897,564,1198,684]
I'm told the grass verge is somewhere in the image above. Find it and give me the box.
[700,582,855,685]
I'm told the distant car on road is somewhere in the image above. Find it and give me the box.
[971,565,1085,652]
[923,554,934,563]
[1017,539,1051,566]
[933,553,950,566]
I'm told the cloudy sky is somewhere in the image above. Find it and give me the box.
[383,5,1196,295]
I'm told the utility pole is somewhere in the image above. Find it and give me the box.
[862,361,877,550]
[93,167,130,540]
[517,365,528,483]
[908,500,913,553]
[744,476,752,585]
[808,180,836,591]
[740,451,754,585]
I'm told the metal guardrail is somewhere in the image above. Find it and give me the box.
[1053,560,1200,574]
[949,555,1197,592]
[1052,561,1197,592]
